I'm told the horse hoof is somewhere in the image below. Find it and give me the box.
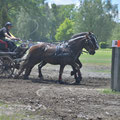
[23,76,29,80]
[58,80,64,84]
[39,76,44,80]
[75,77,82,84]
[76,80,80,84]
[14,75,18,79]
[73,82,80,85]
[74,80,81,85]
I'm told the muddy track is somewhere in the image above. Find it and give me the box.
[0,65,120,120]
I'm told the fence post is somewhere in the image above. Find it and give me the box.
[111,40,120,91]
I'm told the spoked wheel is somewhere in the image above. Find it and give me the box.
[0,56,15,78]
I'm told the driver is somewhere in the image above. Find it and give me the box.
[0,22,19,51]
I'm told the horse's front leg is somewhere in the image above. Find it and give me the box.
[76,59,82,81]
[77,69,82,81]
[59,65,65,84]
[71,67,82,84]
[76,58,82,68]
[71,66,78,80]
[72,63,82,84]
[71,58,82,76]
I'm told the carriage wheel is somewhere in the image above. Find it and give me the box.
[0,56,15,78]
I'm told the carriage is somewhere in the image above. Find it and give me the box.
[0,40,28,78]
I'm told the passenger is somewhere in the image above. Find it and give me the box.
[0,22,20,51]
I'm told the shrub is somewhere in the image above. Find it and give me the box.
[99,42,108,48]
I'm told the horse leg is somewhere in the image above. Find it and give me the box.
[58,65,65,84]
[23,64,34,79]
[14,59,28,79]
[77,69,82,81]
[71,58,82,75]
[76,58,82,68]
[72,63,81,84]
[76,59,82,81]
[71,66,78,80]
[38,61,47,79]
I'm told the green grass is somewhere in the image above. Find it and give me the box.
[87,69,111,73]
[0,114,24,120]
[0,101,6,106]
[80,48,112,66]
[101,89,120,94]
[0,102,26,120]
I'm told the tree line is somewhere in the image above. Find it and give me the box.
[0,0,119,45]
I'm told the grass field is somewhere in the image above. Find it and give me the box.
[101,89,120,94]
[80,48,112,66]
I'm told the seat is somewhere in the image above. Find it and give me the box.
[0,39,8,51]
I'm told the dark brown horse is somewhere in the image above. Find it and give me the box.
[15,32,99,84]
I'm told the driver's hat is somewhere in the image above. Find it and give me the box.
[5,22,13,27]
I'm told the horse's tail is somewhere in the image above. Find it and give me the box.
[15,43,46,78]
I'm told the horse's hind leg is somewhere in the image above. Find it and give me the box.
[38,61,47,79]
[23,64,35,79]
[58,65,65,84]
[14,60,28,79]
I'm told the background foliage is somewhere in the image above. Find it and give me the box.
[0,0,119,45]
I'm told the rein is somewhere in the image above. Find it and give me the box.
[82,50,88,54]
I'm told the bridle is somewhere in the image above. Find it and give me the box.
[68,33,98,61]
[84,33,99,51]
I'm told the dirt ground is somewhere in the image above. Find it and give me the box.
[0,64,120,120]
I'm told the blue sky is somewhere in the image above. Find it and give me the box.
[112,0,120,10]
[45,0,79,5]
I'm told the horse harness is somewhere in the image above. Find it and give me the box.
[43,35,92,61]
[54,42,70,56]
[54,42,84,62]
[53,39,89,61]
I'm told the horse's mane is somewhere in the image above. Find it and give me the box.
[68,35,86,44]
[67,34,87,54]
[71,32,89,39]
[68,32,88,46]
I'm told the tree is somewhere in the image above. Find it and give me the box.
[0,0,76,42]
[16,8,31,40]
[109,23,120,44]
[49,4,75,41]
[16,3,50,41]
[0,7,11,27]
[55,18,74,42]
[0,0,45,28]
[74,0,118,43]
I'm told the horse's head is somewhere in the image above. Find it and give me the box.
[68,32,99,56]
[84,32,99,55]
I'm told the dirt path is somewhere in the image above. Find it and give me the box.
[0,64,119,120]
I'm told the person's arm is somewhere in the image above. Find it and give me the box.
[4,33,14,39]
[5,33,20,41]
